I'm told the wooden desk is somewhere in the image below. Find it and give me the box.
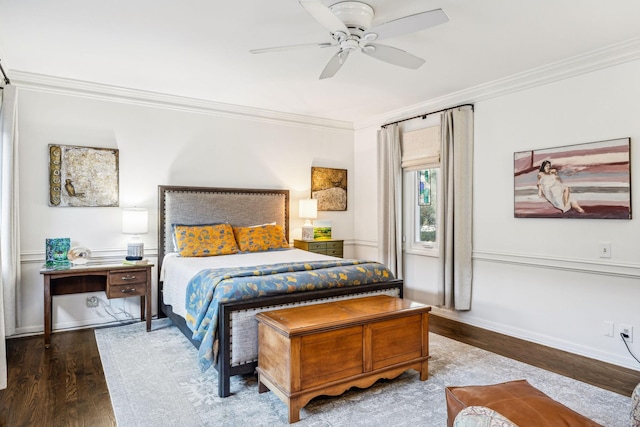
[256,295,431,423]
[40,263,153,348]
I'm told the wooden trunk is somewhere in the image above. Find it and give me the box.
[256,295,431,423]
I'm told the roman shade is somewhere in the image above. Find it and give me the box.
[401,125,440,170]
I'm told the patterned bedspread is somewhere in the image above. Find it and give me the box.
[184,259,394,371]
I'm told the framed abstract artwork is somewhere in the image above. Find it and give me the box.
[311,166,347,211]
[49,144,119,207]
[514,138,631,219]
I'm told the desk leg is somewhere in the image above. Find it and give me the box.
[146,295,152,331]
[44,276,52,349]
[144,272,152,331]
[140,295,151,332]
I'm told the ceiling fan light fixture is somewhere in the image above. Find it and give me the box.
[362,32,377,43]
[361,45,375,53]
[342,38,360,51]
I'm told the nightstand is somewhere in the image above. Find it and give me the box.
[40,262,153,348]
[293,239,343,258]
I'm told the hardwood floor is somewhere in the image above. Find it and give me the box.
[0,316,637,426]
[0,328,115,427]
[430,314,640,397]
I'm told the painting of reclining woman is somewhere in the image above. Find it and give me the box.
[514,138,630,219]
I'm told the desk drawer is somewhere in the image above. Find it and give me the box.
[109,270,147,285]
[108,270,147,298]
[108,282,146,298]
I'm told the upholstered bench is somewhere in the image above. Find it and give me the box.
[445,379,602,427]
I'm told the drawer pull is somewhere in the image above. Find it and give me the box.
[121,275,136,281]
[120,288,136,294]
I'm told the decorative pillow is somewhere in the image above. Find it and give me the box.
[233,224,288,253]
[632,382,640,427]
[454,406,518,427]
[173,223,238,257]
[171,222,224,252]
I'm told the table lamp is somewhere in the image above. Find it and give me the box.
[299,198,317,241]
[122,207,148,260]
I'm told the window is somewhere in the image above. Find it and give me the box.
[405,168,439,255]
[401,121,441,256]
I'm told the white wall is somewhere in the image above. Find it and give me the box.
[354,59,640,370]
[14,56,640,372]
[17,87,354,335]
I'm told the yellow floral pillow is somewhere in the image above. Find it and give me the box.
[173,223,238,257]
[233,224,288,253]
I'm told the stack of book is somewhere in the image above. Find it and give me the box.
[122,258,149,266]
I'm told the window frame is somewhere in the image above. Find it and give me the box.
[404,168,439,257]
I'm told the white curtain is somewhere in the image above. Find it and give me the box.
[438,106,473,310]
[377,124,403,279]
[0,84,20,390]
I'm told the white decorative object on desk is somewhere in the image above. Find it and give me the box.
[68,246,91,265]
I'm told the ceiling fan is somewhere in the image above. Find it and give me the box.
[250,1,449,79]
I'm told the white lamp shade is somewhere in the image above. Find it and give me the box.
[299,199,318,220]
[122,208,148,234]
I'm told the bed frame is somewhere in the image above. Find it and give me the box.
[157,185,404,397]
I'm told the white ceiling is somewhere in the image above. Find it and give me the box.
[2,0,640,123]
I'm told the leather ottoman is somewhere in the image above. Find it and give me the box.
[445,379,602,427]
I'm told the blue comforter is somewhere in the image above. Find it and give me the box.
[184,259,394,371]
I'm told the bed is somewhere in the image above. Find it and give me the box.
[157,185,404,397]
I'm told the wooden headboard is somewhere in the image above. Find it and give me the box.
[157,185,290,277]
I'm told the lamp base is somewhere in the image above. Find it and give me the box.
[301,224,314,241]
[127,241,144,260]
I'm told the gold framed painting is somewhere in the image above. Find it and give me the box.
[49,144,119,207]
[311,166,347,211]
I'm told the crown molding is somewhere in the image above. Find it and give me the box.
[11,36,640,133]
[356,36,640,130]
[10,70,354,132]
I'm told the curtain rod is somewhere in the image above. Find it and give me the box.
[0,59,11,85]
[381,103,474,128]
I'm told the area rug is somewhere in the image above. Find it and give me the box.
[95,319,631,426]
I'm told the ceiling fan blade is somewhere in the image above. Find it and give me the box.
[299,0,350,35]
[361,44,425,69]
[250,42,333,54]
[319,50,350,79]
[364,8,449,41]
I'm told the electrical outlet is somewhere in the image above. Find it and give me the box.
[620,324,633,343]
[86,296,99,308]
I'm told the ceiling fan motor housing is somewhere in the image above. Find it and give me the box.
[329,1,374,35]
